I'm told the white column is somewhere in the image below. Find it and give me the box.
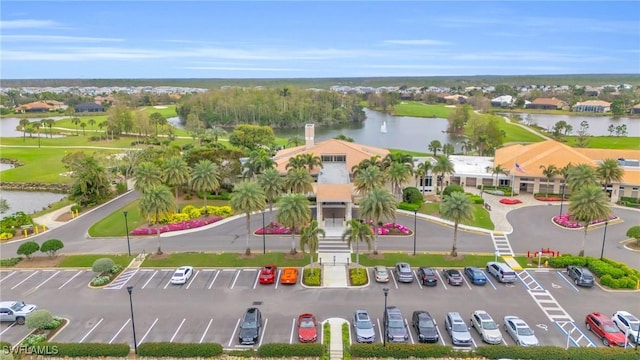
[317,202,324,228]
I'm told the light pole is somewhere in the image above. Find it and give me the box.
[413,210,417,256]
[559,183,566,217]
[600,221,609,260]
[262,210,266,255]
[382,287,389,347]
[124,211,131,256]
[126,286,138,354]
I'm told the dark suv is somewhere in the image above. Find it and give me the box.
[566,266,594,287]
[417,267,438,286]
[384,306,409,343]
[238,307,262,345]
[412,310,439,343]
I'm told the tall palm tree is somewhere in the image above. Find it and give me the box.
[45,119,55,138]
[286,155,307,171]
[206,126,227,144]
[567,164,598,193]
[80,122,87,136]
[71,117,81,135]
[439,192,474,257]
[460,140,474,155]
[386,162,413,199]
[569,185,611,257]
[381,153,412,171]
[139,185,175,255]
[539,164,559,197]
[486,165,509,187]
[359,188,397,254]
[353,165,385,195]
[432,155,455,199]
[163,156,190,209]
[596,158,624,192]
[287,135,304,147]
[230,181,266,255]
[18,118,29,142]
[258,168,285,224]
[341,219,373,265]
[190,159,221,208]
[285,168,313,194]
[88,118,96,132]
[351,156,382,174]
[134,161,163,193]
[301,153,323,172]
[442,143,455,156]
[276,194,311,254]
[300,220,325,265]
[427,140,442,156]
[415,161,431,194]
[244,149,274,178]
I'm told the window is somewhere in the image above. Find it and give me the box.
[321,154,346,162]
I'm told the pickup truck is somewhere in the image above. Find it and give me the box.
[0,301,38,325]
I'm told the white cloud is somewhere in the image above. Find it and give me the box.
[0,19,59,29]
[381,39,450,46]
[2,35,123,43]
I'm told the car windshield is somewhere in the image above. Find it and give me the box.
[604,324,620,333]
[376,269,387,275]
[517,327,533,336]
[452,323,467,332]
[482,321,498,330]
[419,320,434,328]
[357,320,373,329]
[242,321,257,329]
[389,320,404,328]
[173,271,184,277]
[473,271,484,277]
[10,302,24,311]
[300,319,315,328]
[449,272,460,277]
[630,322,640,331]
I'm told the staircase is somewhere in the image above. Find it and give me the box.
[318,218,351,265]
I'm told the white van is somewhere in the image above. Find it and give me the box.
[486,262,517,283]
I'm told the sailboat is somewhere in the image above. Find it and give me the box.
[380,120,388,133]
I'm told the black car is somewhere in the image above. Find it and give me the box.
[442,269,463,286]
[417,267,438,286]
[384,306,409,343]
[566,266,595,287]
[412,310,439,343]
[238,307,262,345]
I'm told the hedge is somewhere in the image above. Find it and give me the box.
[256,343,323,357]
[0,342,10,351]
[303,268,321,286]
[137,342,223,357]
[43,343,130,357]
[351,343,458,358]
[398,202,421,211]
[548,255,640,289]
[475,344,639,360]
[349,268,368,286]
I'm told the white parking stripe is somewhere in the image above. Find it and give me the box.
[275,269,282,289]
[289,317,296,344]
[79,318,103,343]
[109,319,130,344]
[138,318,158,345]
[556,271,580,292]
[185,271,199,289]
[200,319,213,344]
[170,319,186,342]
[258,318,268,347]
[377,318,383,342]
[470,337,477,348]
[435,270,448,290]
[252,271,260,289]
[208,270,220,289]
[461,274,473,290]
[142,270,158,289]
[0,323,15,336]
[58,270,83,289]
[413,270,423,289]
[435,324,445,345]
[230,270,241,289]
[483,271,497,290]
[0,271,16,283]
[405,318,415,344]
[11,271,38,289]
[390,268,398,289]
[163,276,172,289]
[35,270,60,289]
[228,318,241,347]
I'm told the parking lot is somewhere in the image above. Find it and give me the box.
[0,267,636,350]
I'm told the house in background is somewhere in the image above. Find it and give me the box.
[15,101,53,113]
[75,102,105,112]
[491,95,514,107]
[630,104,640,115]
[573,100,611,113]
[525,97,567,110]
[44,100,68,111]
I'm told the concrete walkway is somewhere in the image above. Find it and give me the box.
[322,265,348,288]
[325,318,348,360]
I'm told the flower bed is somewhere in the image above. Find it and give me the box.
[553,213,618,229]
[499,198,522,205]
[362,220,412,235]
[131,216,224,235]
[255,222,299,235]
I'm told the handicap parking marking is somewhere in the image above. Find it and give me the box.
[109,319,131,344]
[227,318,242,348]
[104,269,139,290]
[170,318,186,342]
[555,271,580,292]
[435,270,448,290]
[413,270,423,290]
[10,270,39,289]
[79,318,104,343]
[34,270,61,290]
[138,318,159,345]
[200,319,214,344]
[289,317,296,344]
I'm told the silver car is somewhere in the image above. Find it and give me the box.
[0,301,38,325]
[504,316,539,346]
[470,310,503,344]
[374,266,390,283]
[353,309,376,343]
[445,312,472,347]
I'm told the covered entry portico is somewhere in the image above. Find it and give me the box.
[316,184,353,238]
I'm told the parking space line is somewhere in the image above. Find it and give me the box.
[289,317,296,344]
[258,318,268,347]
[163,276,173,289]
[185,271,199,289]
[141,270,158,289]
[482,271,497,290]
[435,325,445,345]
[207,270,220,290]
[138,318,158,345]
[10,271,38,289]
[404,318,415,344]
[252,271,260,289]
[35,270,60,290]
[230,270,241,289]
[79,318,103,343]
[556,272,579,292]
[228,318,241,347]
[200,319,213,344]
[413,270,422,289]
[275,269,282,289]
[435,271,448,290]
[0,271,17,284]
[0,323,15,336]
[109,319,130,344]
[461,275,473,290]
[390,268,398,289]
[170,319,186,342]
[58,270,84,289]
[470,337,477,348]
[376,318,383,342]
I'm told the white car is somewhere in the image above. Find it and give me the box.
[612,310,640,344]
[170,266,194,284]
[470,310,503,344]
[503,316,539,346]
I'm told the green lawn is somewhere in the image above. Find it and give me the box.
[392,102,453,118]
[356,253,529,268]
[58,254,134,268]
[141,252,312,268]
[497,120,546,143]
[416,202,494,230]
[388,148,430,157]
[563,136,640,150]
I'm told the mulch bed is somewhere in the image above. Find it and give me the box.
[13,255,66,268]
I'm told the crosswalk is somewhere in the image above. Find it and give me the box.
[104,269,139,290]
[491,232,514,257]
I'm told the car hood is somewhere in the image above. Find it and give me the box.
[418,326,438,338]
[518,334,539,346]
[483,328,502,339]
[299,327,317,340]
[19,305,37,314]
[356,327,376,338]
[452,330,472,341]
[388,326,407,338]
[239,328,258,339]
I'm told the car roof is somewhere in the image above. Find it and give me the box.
[474,311,493,321]
[447,312,463,321]
[446,269,461,274]
[375,265,388,271]
[614,311,639,320]
[355,310,370,320]
[420,267,435,272]
[177,266,191,270]
[590,312,613,322]
[396,262,410,267]
[414,311,432,319]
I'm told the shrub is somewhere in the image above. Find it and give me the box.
[92,258,115,274]
[40,239,64,257]
[45,343,130,357]
[115,182,128,194]
[257,343,323,357]
[25,309,54,331]
[0,228,16,236]
[548,254,588,268]
[70,205,82,212]
[627,226,640,245]
[167,213,190,224]
[402,187,423,205]
[91,275,111,286]
[349,268,368,286]
[137,342,223,357]
[43,317,63,330]
[467,194,484,204]
[443,184,464,196]
[342,322,351,360]
[17,241,40,259]
[548,255,640,289]
[0,257,22,267]
[398,202,421,211]
[351,343,455,358]
[303,268,321,286]
[0,232,14,240]
[110,264,124,274]
[475,344,638,360]
[20,334,47,347]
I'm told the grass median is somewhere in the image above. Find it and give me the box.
[58,254,134,268]
[414,202,494,230]
[141,252,312,268]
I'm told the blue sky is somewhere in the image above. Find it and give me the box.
[1,1,639,79]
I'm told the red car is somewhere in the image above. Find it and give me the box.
[585,312,627,347]
[298,313,318,343]
[258,265,277,284]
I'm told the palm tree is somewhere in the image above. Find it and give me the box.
[353,165,385,195]
[276,194,311,254]
[415,161,431,194]
[280,87,291,111]
[230,181,266,255]
[287,135,304,147]
[386,162,413,199]
[539,164,559,197]
[300,220,325,265]
[351,156,382,174]
[71,117,81,135]
[139,185,175,255]
[301,153,323,172]
[45,119,55,138]
[134,161,163,193]
[98,121,108,139]
[206,126,227,144]
[442,143,455,156]
[258,168,285,224]
[285,168,313,194]
[432,155,455,199]
[428,140,442,156]
[244,149,274,178]
[439,192,474,257]
[381,153,412,171]
[341,219,373,265]
[88,118,96,132]
[596,158,624,192]
[80,121,87,136]
[569,185,611,257]
[359,188,397,254]
[460,140,474,155]
[567,164,598,193]
[163,156,190,209]
[18,118,29,142]
[190,159,221,208]
[286,155,307,171]
[486,165,509,187]
[149,112,167,137]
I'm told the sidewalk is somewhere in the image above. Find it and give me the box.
[325,318,347,360]
[32,204,75,230]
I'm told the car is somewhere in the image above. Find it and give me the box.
[259,265,278,284]
[486,262,517,283]
[566,266,595,287]
[417,267,438,286]
[170,266,194,284]
[612,310,640,344]
[374,265,390,283]
[585,312,627,347]
[384,306,409,343]
[442,269,463,286]
[238,307,262,345]
[503,316,539,346]
[353,309,376,343]
[280,267,298,285]
[412,310,439,343]
[464,267,487,286]
[0,301,37,325]
[394,262,414,283]
[470,310,503,344]
[444,312,472,347]
[298,313,318,342]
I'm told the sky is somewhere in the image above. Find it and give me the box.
[1,1,639,79]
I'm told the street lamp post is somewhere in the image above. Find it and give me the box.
[124,211,131,256]
[262,210,266,255]
[413,210,417,256]
[600,221,609,260]
[559,183,566,217]
[382,287,389,347]
[126,286,138,354]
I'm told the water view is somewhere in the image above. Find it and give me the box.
[0,116,68,137]
[0,190,67,215]
[514,113,639,137]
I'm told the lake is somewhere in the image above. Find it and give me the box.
[0,190,67,215]
[512,113,639,136]
[1,116,69,137]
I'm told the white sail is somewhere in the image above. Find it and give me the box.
[380,120,387,133]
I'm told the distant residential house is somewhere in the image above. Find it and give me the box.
[15,101,53,113]
[525,97,567,110]
[491,95,514,107]
[94,95,115,105]
[75,102,105,112]
[573,100,611,113]
[630,104,640,115]
[44,100,68,111]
